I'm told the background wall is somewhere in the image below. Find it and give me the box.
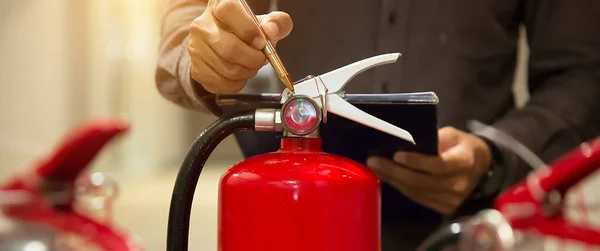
[0,0,244,181]
[0,0,74,172]
[0,2,256,249]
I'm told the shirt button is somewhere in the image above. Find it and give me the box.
[388,12,396,25]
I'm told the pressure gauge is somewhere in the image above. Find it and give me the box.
[281,95,321,136]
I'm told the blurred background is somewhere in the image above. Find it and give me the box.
[1,0,597,251]
[0,0,249,249]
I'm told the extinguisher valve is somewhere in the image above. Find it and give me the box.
[280,95,321,136]
[255,95,323,138]
[254,108,283,132]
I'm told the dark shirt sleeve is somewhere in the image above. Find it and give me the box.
[481,0,600,191]
[155,0,215,113]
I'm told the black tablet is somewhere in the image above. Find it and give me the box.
[215,92,440,160]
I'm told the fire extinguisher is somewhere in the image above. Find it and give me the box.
[0,117,144,251]
[166,53,419,251]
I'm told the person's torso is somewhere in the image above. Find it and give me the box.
[250,0,523,129]
[238,1,525,249]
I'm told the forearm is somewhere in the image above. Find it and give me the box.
[456,67,600,220]
[485,75,600,191]
[475,0,600,196]
[155,0,221,114]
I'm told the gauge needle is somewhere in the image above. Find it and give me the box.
[236,0,294,92]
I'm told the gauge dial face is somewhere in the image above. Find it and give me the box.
[281,96,320,135]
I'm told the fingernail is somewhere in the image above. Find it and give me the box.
[264,59,269,65]
[251,36,264,50]
[366,157,379,169]
[393,152,406,164]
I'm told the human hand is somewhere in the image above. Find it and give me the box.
[188,0,293,94]
[366,126,492,215]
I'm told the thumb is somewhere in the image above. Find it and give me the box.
[257,11,293,46]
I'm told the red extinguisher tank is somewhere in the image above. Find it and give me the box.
[219,137,380,251]
[166,53,419,251]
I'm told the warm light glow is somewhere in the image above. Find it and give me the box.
[450,223,461,233]
[24,241,47,251]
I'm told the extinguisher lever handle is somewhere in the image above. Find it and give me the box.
[280,53,415,144]
[285,53,401,98]
[35,117,129,182]
[326,94,414,144]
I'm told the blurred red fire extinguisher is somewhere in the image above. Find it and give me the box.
[166,53,418,251]
[0,118,143,251]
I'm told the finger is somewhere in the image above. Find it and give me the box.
[393,151,455,176]
[192,16,266,71]
[438,126,462,152]
[390,153,479,202]
[391,164,454,192]
[439,143,476,172]
[257,11,293,44]
[369,156,436,189]
[210,0,265,49]
[390,127,465,175]
[211,0,293,50]
[194,35,259,80]
[373,169,456,215]
[190,54,246,94]
[369,156,462,193]
[367,156,464,214]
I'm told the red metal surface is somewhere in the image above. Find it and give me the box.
[495,137,600,246]
[0,117,143,251]
[218,137,381,251]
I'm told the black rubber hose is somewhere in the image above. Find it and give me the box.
[167,112,255,251]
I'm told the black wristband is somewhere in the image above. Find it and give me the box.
[469,136,507,200]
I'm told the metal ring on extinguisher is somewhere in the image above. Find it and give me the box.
[280,95,321,136]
